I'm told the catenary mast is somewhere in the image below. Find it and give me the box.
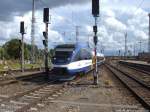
[31,0,35,63]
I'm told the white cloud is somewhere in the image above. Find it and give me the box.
[134,30,148,40]
[105,17,127,32]
[0,0,149,55]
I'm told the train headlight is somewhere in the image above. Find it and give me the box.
[67,63,74,70]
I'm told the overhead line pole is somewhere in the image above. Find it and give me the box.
[139,41,142,53]
[31,0,35,63]
[76,26,80,43]
[124,32,127,59]
[134,43,136,56]
[148,13,150,53]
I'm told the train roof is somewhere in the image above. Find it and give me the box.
[55,44,75,49]
[55,42,90,50]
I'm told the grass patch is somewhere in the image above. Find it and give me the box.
[104,80,112,86]
[0,60,43,71]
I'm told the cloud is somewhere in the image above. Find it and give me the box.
[105,17,127,32]
[0,0,89,21]
[0,0,149,55]
[134,30,148,40]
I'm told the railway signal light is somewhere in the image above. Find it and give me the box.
[43,40,47,46]
[18,39,21,44]
[92,0,99,17]
[43,8,49,23]
[18,39,21,51]
[43,32,48,47]
[20,21,25,34]
[94,36,98,45]
[93,26,97,33]
[43,31,47,39]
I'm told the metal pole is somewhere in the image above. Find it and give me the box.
[93,17,98,85]
[31,0,35,63]
[124,32,127,59]
[45,23,49,74]
[92,0,99,85]
[118,50,121,56]
[148,13,150,53]
[139,41,142,53]
[76,26,79,43]
[63,32,66,37]
[134,44,136,56]
[21,34,24,72]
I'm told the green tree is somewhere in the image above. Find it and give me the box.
[2,38,44,62]
[49,49,55,58]
[3,39,33,60]
[3,39,21,59]
[0,47,4,60]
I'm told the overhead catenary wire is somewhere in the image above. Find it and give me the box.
[134,0,145,14]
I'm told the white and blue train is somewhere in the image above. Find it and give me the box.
[51,43,105,76]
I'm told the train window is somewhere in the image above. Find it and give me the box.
[80,49,92,60]
[52,50,73,64]
[74,50,81,61]
[55,51,72,59]
[80,49,87,59]
[52,45,75,63]
[74,49,92,61]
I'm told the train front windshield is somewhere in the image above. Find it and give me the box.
[52,48,74,64]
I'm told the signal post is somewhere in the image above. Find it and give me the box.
[20,21,25,72]
[43,8,49,77]
[92,0,100,85]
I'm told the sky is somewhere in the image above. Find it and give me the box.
[0,0,149,56]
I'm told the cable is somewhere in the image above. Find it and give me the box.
[134,0,145,14]
[38,0,49,8]
[137,0,144,8]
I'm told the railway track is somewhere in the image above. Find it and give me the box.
[105,63,150,110]
[111,61,150,88]
[0,66,99,112]
[118,63,150,88]
[0,79,65,112]
[0,67,44,75]
[119,62,150,76]
[119,61,150,73]
[0,71,46,86]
